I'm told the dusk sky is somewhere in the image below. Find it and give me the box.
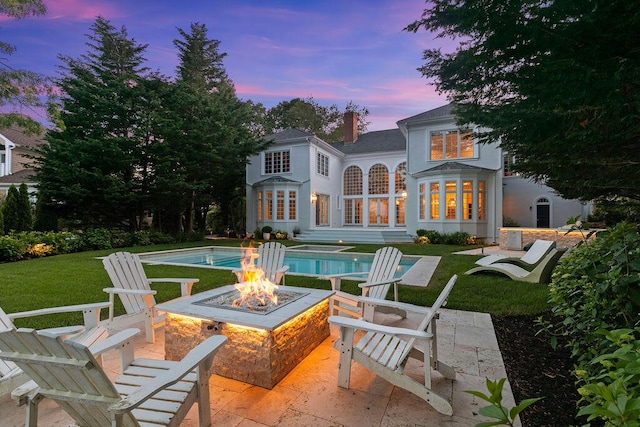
[2,0,452,131]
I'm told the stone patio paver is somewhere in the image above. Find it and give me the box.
[0,308,520,426]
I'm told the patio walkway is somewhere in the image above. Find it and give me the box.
[0,308,520,426]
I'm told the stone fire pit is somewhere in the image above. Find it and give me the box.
[156,284,334,389]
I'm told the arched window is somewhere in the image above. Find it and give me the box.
[395,162,406,193]
[343,166,363,195]
[368,163,388,195]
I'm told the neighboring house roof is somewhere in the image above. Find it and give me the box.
[397,103,455,127]
[0,125,45,150]
[0,168,36,183]
[330,128,405,155]
[412,161,495,177]
[253,176,302,186]
[265,128,314,142]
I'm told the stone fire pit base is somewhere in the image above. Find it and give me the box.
[165,299,330,389]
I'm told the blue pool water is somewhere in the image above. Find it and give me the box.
[139,247,417,278]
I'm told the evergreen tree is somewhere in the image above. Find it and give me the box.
[17,182,32,231]
[0,199,4,235]
[2,184,20,232]
[34,17,159,230]
[151,23,268,233]
[33,190,58,231]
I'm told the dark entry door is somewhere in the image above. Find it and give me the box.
[536,204,550,228]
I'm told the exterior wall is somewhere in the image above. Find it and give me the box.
[308,144,342,228]
[498,227,594,250]
[404,119,503,242]
[502,176,589,228]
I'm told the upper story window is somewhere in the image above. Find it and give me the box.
[504,154,517,176]
[264,150,290,174]
[343,166,363,196]
[316,152,329,176]
[368,163,389,195]
[430,130,474,160]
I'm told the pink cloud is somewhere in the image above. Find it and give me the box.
[42,0,125,21]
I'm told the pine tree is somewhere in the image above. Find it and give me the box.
[33,17,159,230]
[2,184,20,232]
[17,182,32,231]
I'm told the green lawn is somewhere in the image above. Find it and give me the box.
[0,239,551,330]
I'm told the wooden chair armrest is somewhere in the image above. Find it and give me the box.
[88,328,140,357]
[357,296,432,315]
[277,266,290,273]
[322,272,368,280]
[103,288,157,296]
[7,301,112,320]
[147,278,198,296]
[357,278,401,289]
[147,278,199,284]
[328,316,432,340]
[109,335,227,413]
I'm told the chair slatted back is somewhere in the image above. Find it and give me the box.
[356,275,457,370]
[520,240,556,265]
[257,242,286,284]
[103,252,154,314]
[363,247,403,300]
[0,308,18,379]
[0,328,138,427]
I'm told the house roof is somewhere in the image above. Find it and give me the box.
[397,103,455,126]
[0,125,45,150]
[0,168,36,183]
[330,128,405,155]
[412,161,495,177]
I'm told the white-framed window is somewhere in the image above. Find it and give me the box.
[343,166,363,195]
[288,191,297,220]
[463,181,473,220]
[316,152,329,176]
[276,190,285,220]
[430,130,474,160]
[445,181,457,219]
[430,182,440,220]
[368,163,389,195]
[264,150,290,174]
[419,183,426,220]
[478,181,486,220]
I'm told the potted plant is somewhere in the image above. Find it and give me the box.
[261,225,273,240]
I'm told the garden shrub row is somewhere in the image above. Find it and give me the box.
[544,222,640,425]
[415,229,476,245]
[0,229,202,263]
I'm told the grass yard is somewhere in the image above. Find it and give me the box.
[0,239,552,330]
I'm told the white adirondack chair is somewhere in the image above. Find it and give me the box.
[323,246,404,320]
[102,251,199,343]
[232,241,289,285]
[0,301,112,397]
[328,275,458,416]
[474,239,556,268]
[0,328,226,427]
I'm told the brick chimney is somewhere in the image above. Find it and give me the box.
[343,111,358,144]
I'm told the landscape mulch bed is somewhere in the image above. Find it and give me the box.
[492,314,595,427]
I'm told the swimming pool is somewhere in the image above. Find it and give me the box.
[138,246,419,278]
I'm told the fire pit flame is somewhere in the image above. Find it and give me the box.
[233,242,279,309]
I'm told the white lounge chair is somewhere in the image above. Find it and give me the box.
[233,241,289,285]
[465,248,566,283]
[323,246,404,321]
[0,301,112,397]
[0,328,226,427]
[475,239,556,268]
[102,251,199,343]
[328,275,458,415]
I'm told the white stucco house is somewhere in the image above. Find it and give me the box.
[245,104,589,244]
